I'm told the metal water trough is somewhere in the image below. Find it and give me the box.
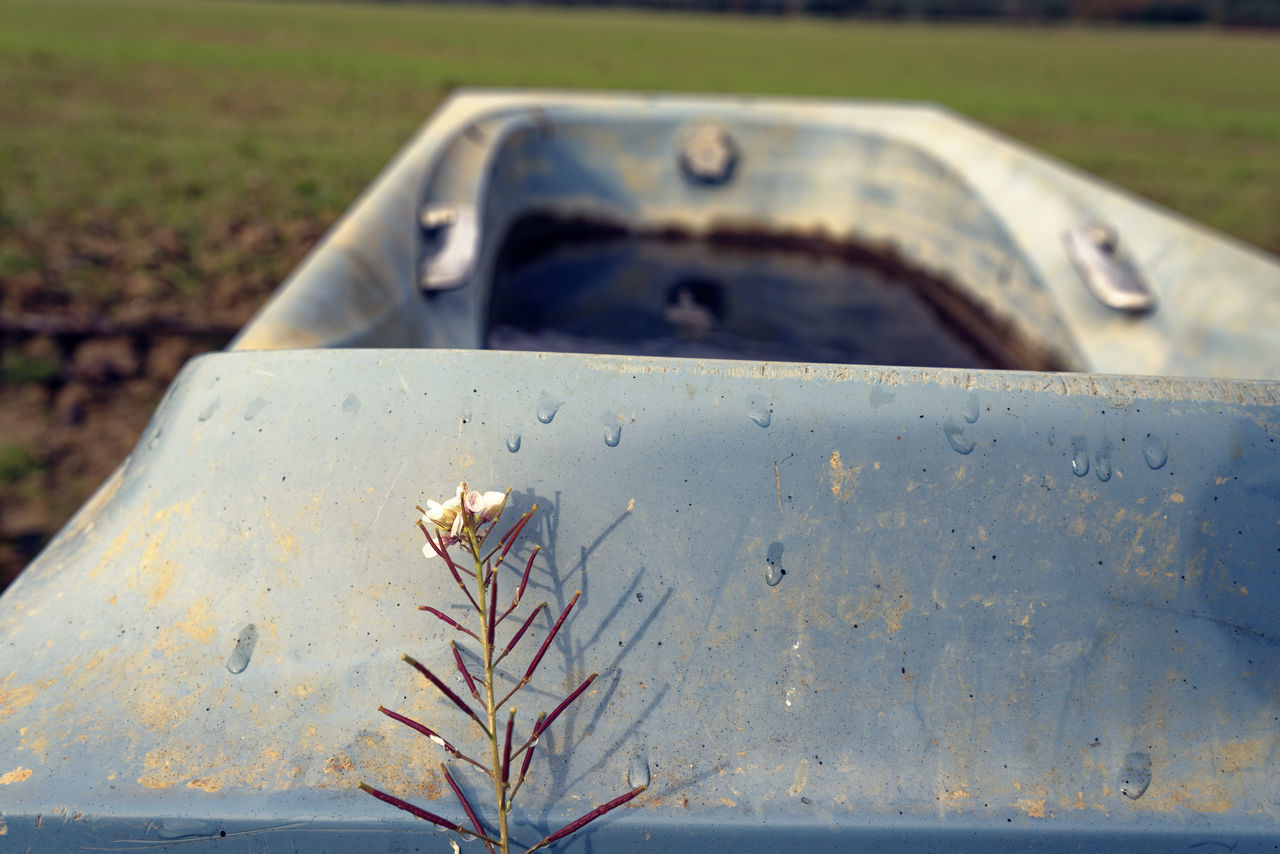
[2,91,1279,852]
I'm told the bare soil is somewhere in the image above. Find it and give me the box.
[0,213,325,591]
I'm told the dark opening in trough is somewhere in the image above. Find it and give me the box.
[488,213,1069,371]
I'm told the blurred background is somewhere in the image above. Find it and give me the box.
[1,0,1277,590]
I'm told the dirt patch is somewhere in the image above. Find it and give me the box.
[0,211,325,590]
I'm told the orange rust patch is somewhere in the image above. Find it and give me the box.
[1161,787,1234,814]
[0,766,33,785]
[324,752,355,776]
[0,673,56,724]
[178,598,216,643]
[828,450,860,501]
[1216,739,1266,774]
[1018,798,1047,818]
[841,561,912,636]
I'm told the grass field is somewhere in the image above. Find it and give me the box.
[3,0,1278,255]
[0,0,1278,585]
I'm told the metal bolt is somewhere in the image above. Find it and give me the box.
[677,122,738,186]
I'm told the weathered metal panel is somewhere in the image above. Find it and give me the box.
[231,91,1280,380]
[2,349,1278,850]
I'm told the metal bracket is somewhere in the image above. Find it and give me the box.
[1063,223,1156,313]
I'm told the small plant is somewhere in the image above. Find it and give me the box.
[360,482,645,852]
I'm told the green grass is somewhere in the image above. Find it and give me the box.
[0,444,41,484]
[0,351,59,384]
[0,0,1277,259]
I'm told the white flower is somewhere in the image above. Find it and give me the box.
[465,489,507,524]
[419,483,508,558]
[419,483,465,545]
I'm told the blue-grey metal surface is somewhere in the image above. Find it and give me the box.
[230,90,1280,380]
[3,349,1278,850]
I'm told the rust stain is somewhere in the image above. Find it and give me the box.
[0,672,56,724]
[138,747,226,790]
[1156,786,1235,814]
[0,766,33,785]
[841,561,912,635]
[19,732,49,763]
[1058,791,1107,815]
[133,683,199,731]
[269,520,301,562]
[787,758,809,796]
[876,509,907,529]
[773,457,782,512]
[1170,492,1186,504]
[1017,798,1047,818]
[1215,738,1267,775]
[139,744,301,792]
[178,597,215,643]
[828,450,859,501]
[324,752,355,776]
[131,502,194,607]
[937,788,970,801]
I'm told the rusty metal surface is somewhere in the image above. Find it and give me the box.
[230,90,1280,380]
[2,349,1278,850]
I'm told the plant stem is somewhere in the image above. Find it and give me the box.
[469,523,510,854]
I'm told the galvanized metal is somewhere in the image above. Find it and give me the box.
[4,91,1280,851]
[2,349,1279,850]
[231,90,1280,380]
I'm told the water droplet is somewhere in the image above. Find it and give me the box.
[197,398,220,422]
[869,385,895,408]
[1142,435,1167,470]
[506,432,522,453]
[225,624,258,674]
[1070,436,1090,477]
[341,393,360,415]
[962,394,980,424]
[943,422,975,455]
[1094,439,1113,483]
[627,751,651,788]
[604,424,622,447]
[244,398,267,422]
[1119,751,1151,800]
[536,394,560,424]
[765,541,785,586]
[748,397,772,428]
